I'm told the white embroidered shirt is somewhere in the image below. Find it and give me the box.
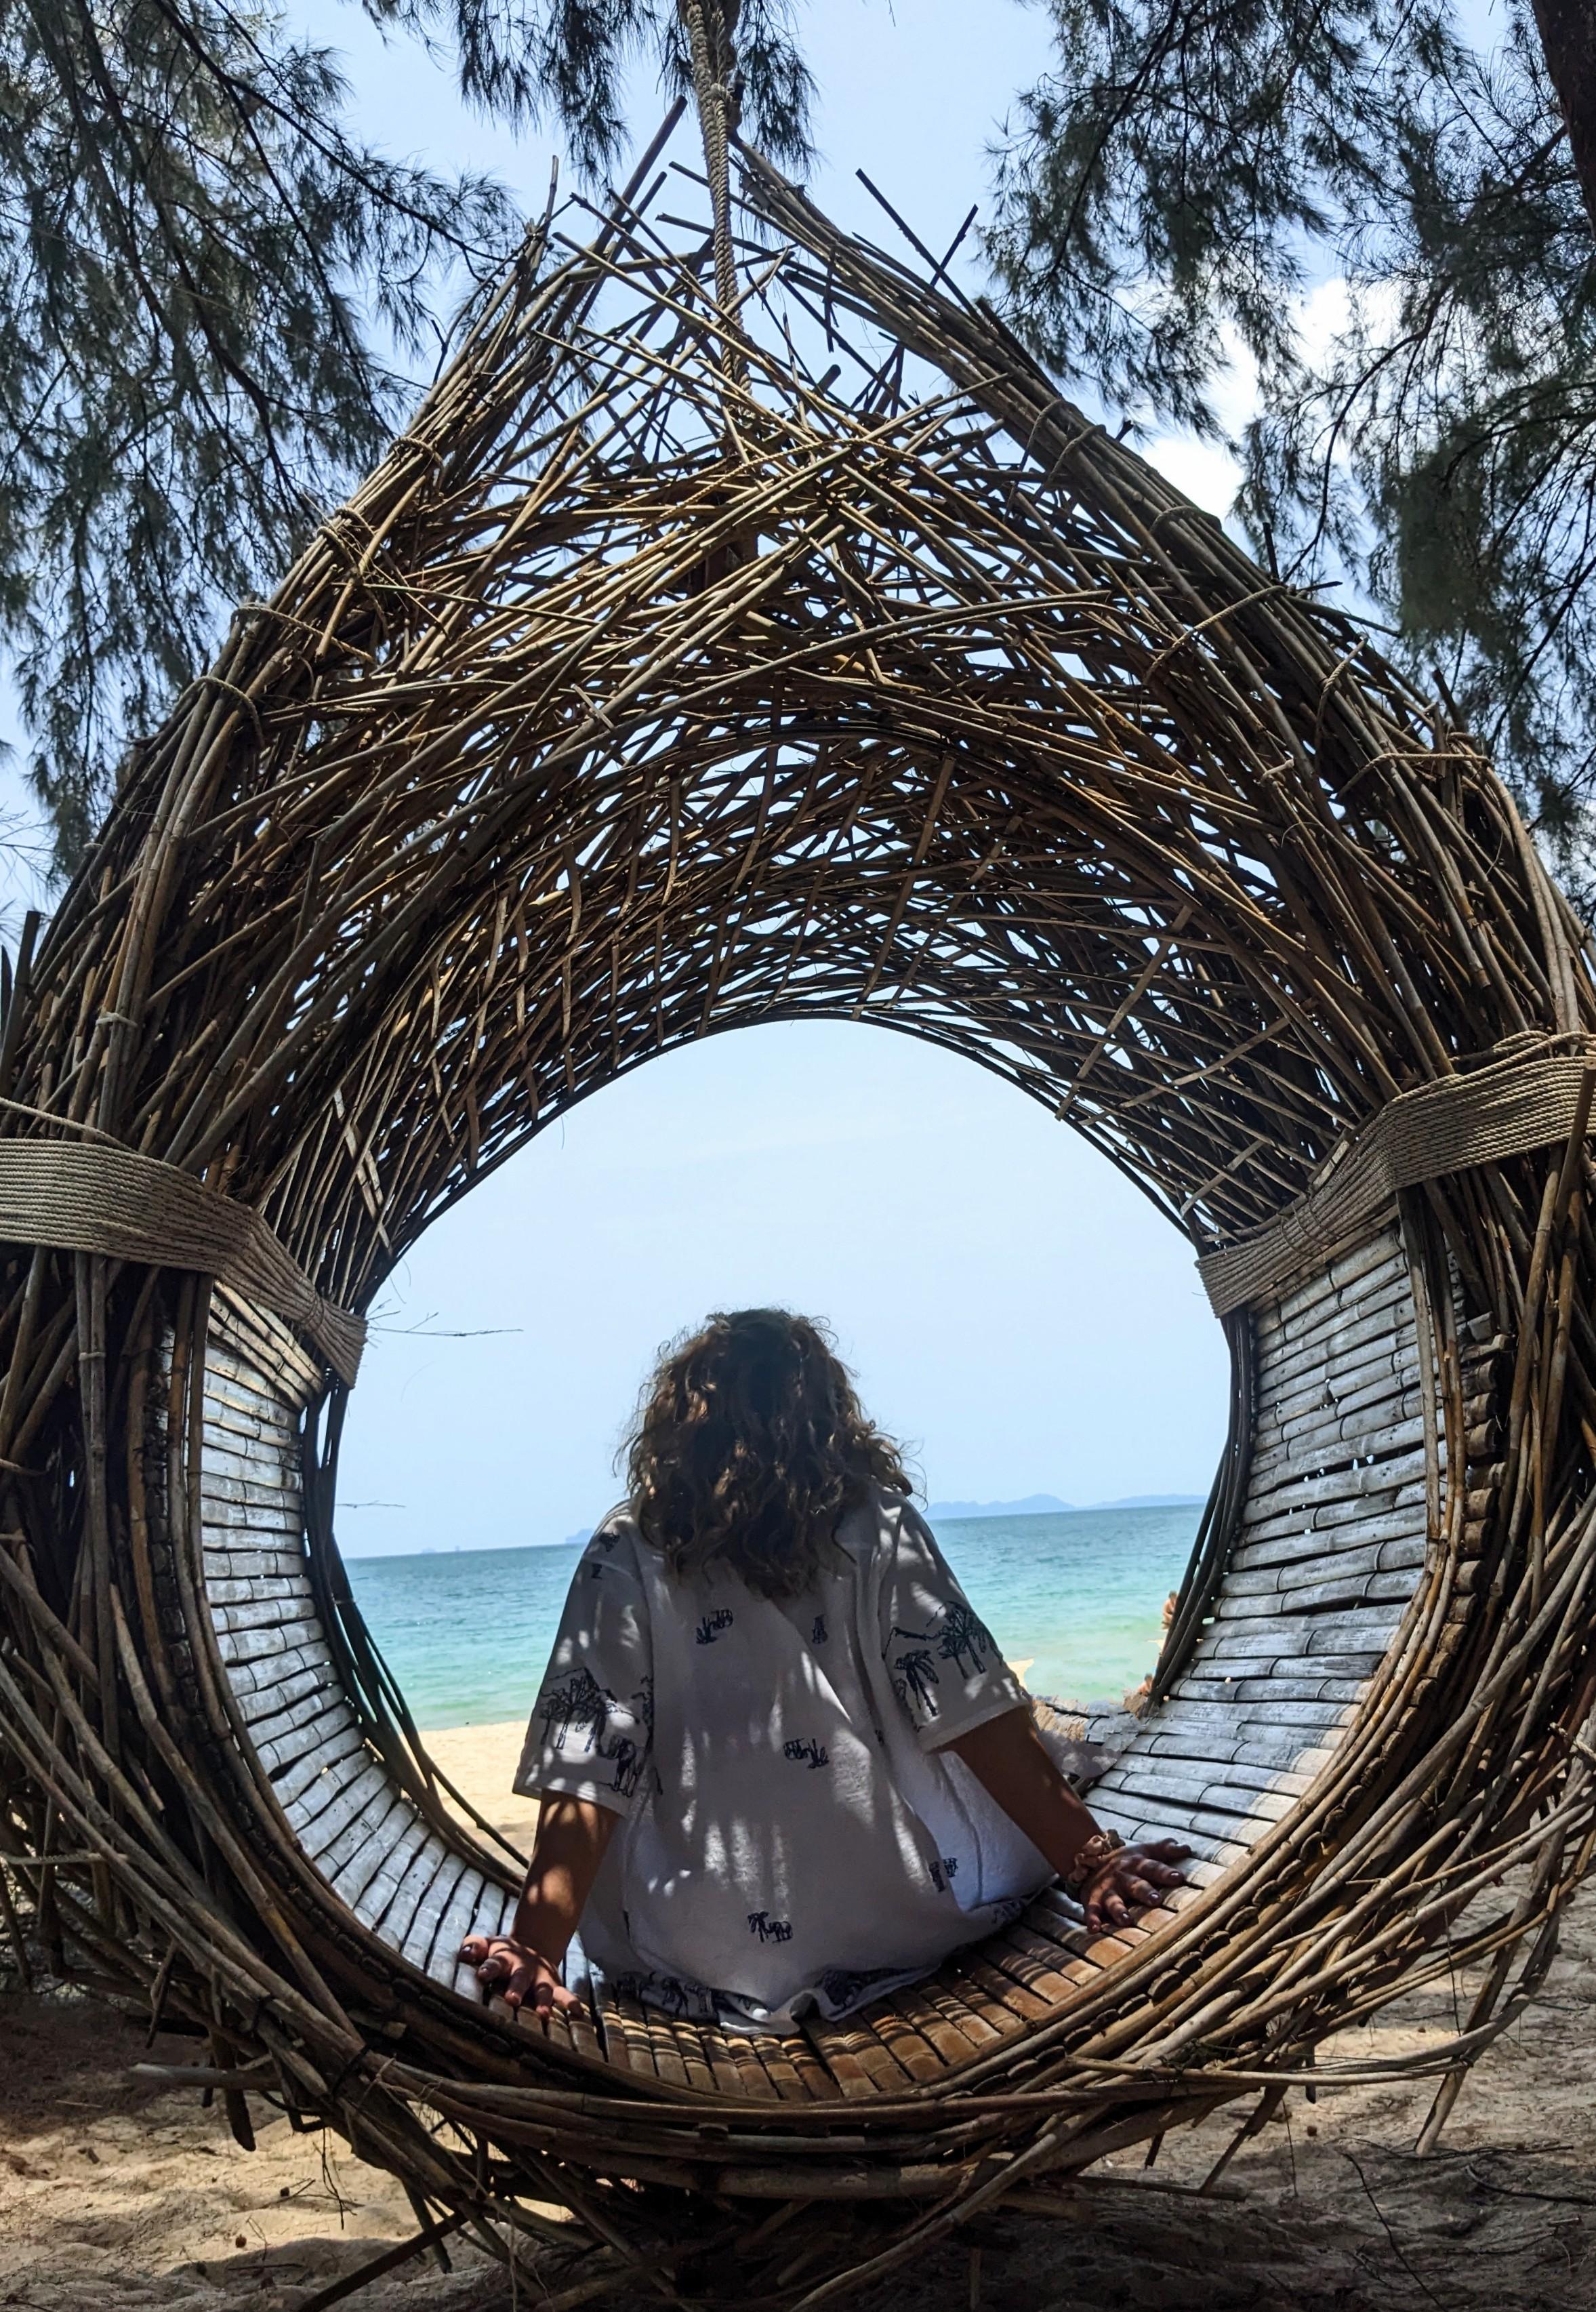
[513,1487,1051,2029]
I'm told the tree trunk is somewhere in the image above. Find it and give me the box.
[1531,0,1596,239]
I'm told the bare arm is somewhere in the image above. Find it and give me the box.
[946,1707,1189,1932]
[461,1794,617,2017]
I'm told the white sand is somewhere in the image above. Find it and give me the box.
[421,1719,540,1854]
[5,1725,1596,2310]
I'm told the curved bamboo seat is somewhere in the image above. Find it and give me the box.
[2,130,1594,2303]
[197,1215,1448,2105]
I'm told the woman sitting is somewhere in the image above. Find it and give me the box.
[463,1308,1187,2031]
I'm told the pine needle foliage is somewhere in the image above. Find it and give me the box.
[424,0,815,180]
[987,2,1596,900]
[0,0,522,870]
[0,0,812,874]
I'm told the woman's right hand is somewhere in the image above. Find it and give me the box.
[1080,1838,1191,1932]
[460,1931,580,2019]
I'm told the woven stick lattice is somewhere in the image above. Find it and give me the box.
[1,123,1595,2306]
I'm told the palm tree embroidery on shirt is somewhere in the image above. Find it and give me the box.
[536,1666,652,1798]
[888,1600,999,1718]
[935,1601,997,1676]
[890,1645,939,1716]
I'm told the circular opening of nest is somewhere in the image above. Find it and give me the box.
[333,1018,1230,1758]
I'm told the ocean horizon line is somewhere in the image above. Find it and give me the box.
[338,1493,1209,1563]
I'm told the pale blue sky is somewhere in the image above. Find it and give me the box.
[0,3,1237,1549]
[339,1023,1227,1553]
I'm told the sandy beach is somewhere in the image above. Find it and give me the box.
[5,1731,1596,2311]
[421,1720,541,1855]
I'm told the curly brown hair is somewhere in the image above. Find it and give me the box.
[623,1308,912,1599]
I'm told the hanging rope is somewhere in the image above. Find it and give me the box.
[679,0,742,333]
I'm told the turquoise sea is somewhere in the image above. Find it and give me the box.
[346,1503,1204,1731]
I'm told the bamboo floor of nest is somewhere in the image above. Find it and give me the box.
[1,108,1596,2311]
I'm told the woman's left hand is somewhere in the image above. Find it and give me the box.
[460,1931,579,2019]
[1081,1838,1191,1932]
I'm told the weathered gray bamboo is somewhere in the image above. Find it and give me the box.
[1,120,1595,2309]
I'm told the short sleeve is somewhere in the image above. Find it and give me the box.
[878,1504,1024,1751]
[514,1528,654,1814]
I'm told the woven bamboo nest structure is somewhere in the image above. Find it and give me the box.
[3,99,1596,2308]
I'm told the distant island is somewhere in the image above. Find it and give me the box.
[540,1493,1209,1552]
[930,1491,1073,1520]
[928,1492,1204,1522]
